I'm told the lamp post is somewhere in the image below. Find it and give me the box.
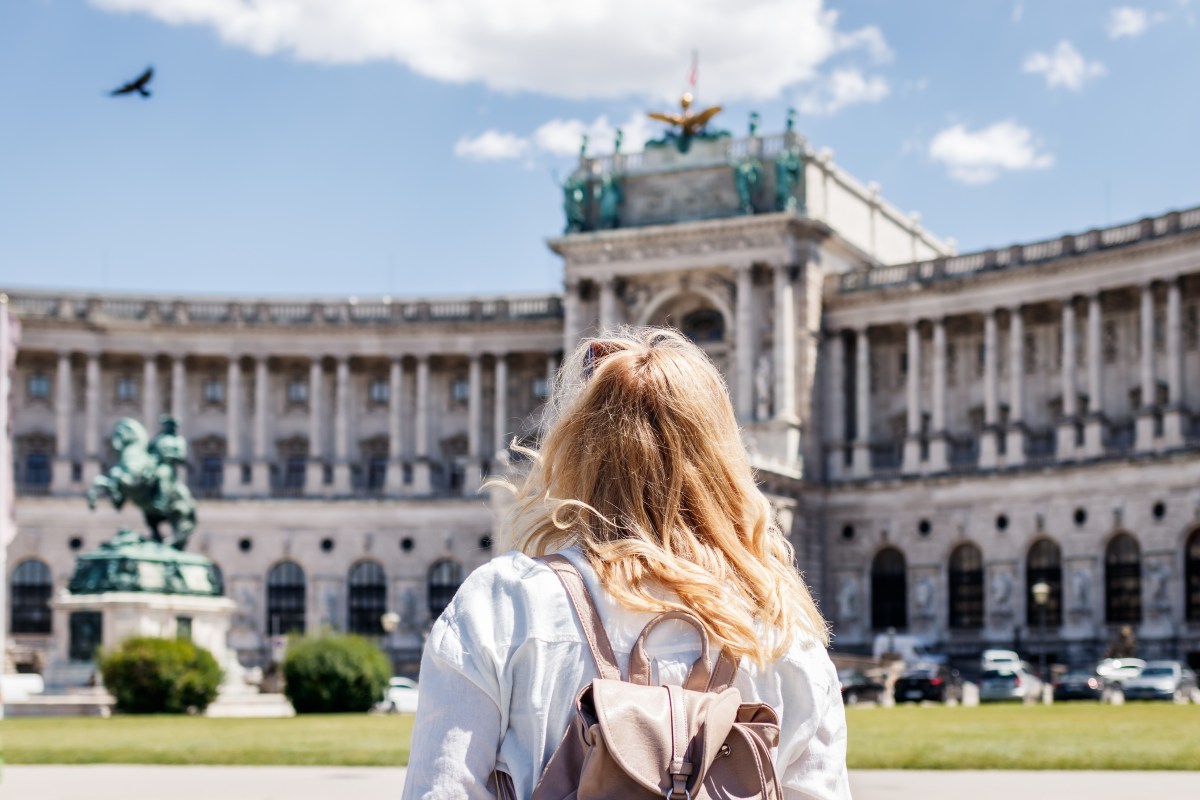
[1032,580,1050,703]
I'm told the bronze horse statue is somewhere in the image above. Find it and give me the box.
[86,416,197,550]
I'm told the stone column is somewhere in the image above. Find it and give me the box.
[1135,283,1158,451]
[142,354,160,428]
[251,356,271,493]
[1164,278,1185,447]
[51,351,74,491]
[979,311,1000,469]
[411,355,432,494]
[773,264,797,422]
[851,327,871,477]
[563,279,582,357]
[734,263,756,422]
[386,357,406,494]
[546,352,560,397]
[222,357,242,496]
[170,355,186,430]
[598,278,620,334]
[902,321,923,473]
[83,352,101,482]
[333,356,352,493]
[825,331,845,479]
[1057,298,1078,460]
[463,354,484,493]
[1084,292,1105,457]
[927,317,948,472]
[493,353,509,457]
[306,358,325,493]
[1005,306,1026,466]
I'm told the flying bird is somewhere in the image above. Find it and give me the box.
[110,67,154,98]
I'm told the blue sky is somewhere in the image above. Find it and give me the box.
[1,1,1197,297]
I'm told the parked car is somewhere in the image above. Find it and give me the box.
[384,676,420,713]
[893,664,964,704]
[979,665,1043,703]
[839,670,886,706]
[1120,661,1198,703]
[1095,658,1145,688]
[1052,668,1107,702]
[981,649,1021,671]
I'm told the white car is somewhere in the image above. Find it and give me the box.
[981,649,1021,671]
[385,677,420,713]
[979,664,1044,703]
[1095,658,1145,687]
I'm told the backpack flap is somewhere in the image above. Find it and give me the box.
[588,678,742,796]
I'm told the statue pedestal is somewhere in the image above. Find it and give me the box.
[45,591,237,691]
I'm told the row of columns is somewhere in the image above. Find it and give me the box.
[838,279,1188,478]
[564,262,801,426]
[49,351,559,496]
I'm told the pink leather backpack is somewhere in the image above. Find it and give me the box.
[491,554,784,800]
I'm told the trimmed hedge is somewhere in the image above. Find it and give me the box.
[98,636,223,714]
[282,632,391,714]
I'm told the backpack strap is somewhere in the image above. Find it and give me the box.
[538,554,622,681]
[629,610,741,692]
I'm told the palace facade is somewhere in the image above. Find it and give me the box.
[6,121,1200,672]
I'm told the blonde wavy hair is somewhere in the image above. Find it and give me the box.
[494,327,828,664]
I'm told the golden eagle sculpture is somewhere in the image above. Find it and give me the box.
[648,92,723,137]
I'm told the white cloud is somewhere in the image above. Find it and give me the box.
[1022,40,1106,91]
[453,130,530,161]
[796,68,889,116]
[455,113,657,162]
[86,0,891,102]
[1012,3,1024,22]
[1107,6,1166,38]
[928,121,1054,184]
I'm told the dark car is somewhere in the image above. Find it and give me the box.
[839,670,885,706]
[893,664,964,704]
[1052,668,1106,702]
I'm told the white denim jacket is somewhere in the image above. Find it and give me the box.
[401,548,850,800]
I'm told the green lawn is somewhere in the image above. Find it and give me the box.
[2,714,414,766]
[3,704,1199,769]
[846,703,1200,770]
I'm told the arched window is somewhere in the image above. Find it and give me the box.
[266,561,306,635]
[1186,529,1200,622]
[1105,533,1141,624]
[348,560,387,635]
[428,560,464,618]
[681,309,725,343]
[11,559,53,634]
[948,544,984,629]
[871,548,907,630]
[1026,538,1063,627]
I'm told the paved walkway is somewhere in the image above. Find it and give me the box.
[5,765,1200,799]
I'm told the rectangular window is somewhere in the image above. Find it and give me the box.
[976,342,986,378]
[284,457,307,489]
[369,378,389,405]
[116,375,138,403]
[531,377,549,400]
[367,457,387,490]
[27,373,50,400]
[946,344,957,386]
[287,379,308,405]
[199,456,223,490]
[1024,333,1037,375]
[203,377,225,405]
[1104,320,1119,364]
[451,378,470,403]
[25,453,51,486]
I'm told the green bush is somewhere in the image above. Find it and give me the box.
[282,632,391,714]
[98,636,223,714]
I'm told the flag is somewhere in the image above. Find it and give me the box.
[688,51,698,88]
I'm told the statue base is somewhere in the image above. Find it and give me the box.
[44,590,237,691]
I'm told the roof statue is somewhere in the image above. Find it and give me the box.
[646,92,729,154]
